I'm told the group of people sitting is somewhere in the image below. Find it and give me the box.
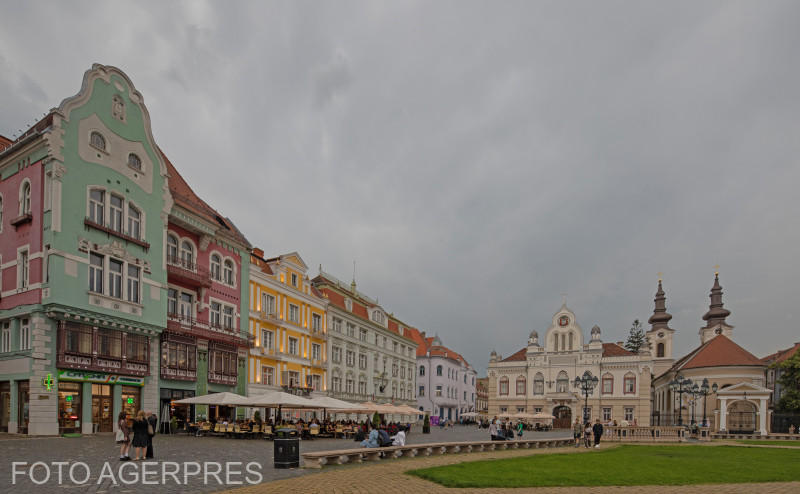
[487,417,525,441]
[359,422,409,448]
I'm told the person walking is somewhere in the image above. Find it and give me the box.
[592,418,604,448]
[573,418,582,448]
[516,420,524,438]
[489,417,499,441]
[116,412,131,461]
[131,410,149,460]
[145,411,158,459]
[583,422,592,448]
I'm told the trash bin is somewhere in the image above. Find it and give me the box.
[274,428,299,468]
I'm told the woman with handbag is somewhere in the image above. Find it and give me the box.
[116,412,131,461]
[131,410,149,461]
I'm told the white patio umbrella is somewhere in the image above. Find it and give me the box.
[532,413,556,420]
[242,391,319,408]
[173,391,251,406]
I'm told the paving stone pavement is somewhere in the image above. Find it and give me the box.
[226,442,800,494]
[0,425,563,493]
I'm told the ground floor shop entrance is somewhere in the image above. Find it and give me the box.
[58,382,82,434]
[92,384,113,432]
[553,405,572,429]
[0,382,10,432]
[160,388,195,433]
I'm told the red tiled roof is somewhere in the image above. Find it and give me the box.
[762,342,800,366]
[670,335,763,372]
[602,343,635,357]
[501,348,527,362]
[405,327,471,367]
[160,149,249,247]
[0,134,12,151]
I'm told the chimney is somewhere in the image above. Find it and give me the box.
[252,247,264,258]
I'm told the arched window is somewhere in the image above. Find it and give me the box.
[556,371,569,393]
[657,342,665,358]
[90,131,106,151]
[516,376,526,395]
[127,204,141,239]
[127,153,142,171]
[20,181,31,215]
[499,376,509,395]
[553,333,559,352]
[419,365,425,376]
[568,331,574,350]
[180,240,194,268]
[624,373,636,394]
[436,365,443,376]
[223,259,234,285]
[167,235,178,262]
[533,373,544,395]
[210,254,221,281]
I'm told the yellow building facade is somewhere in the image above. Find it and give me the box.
[247,250,327,396]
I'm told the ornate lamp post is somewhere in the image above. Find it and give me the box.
[669,375,695,426]
[573,371,599,423]
[698,379,717,427]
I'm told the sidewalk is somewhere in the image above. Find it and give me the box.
[226,444,800,494]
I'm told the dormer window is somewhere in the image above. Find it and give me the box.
[371,310,384,324]
[90,131,106,151]
[291,273,297,287]
[345,298,352,312]
[128,153,142,171]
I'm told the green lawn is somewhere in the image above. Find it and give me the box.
[735,440,800,447]
[408,445,800,488]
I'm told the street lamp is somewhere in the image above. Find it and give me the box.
[573,371,599,423]
[697,379,717,427]
[669,375,695,426]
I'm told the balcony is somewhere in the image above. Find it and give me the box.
[311,358,325,368]
[208,371,238,386]
[256,310,280,323]
[11,213,33,228]
[167,313,253,348]
[57,351,149,377]
[167,255,211,288]
[84,217,150,250]
[160,366,197,381]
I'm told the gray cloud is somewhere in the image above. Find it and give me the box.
[2,0,799,375]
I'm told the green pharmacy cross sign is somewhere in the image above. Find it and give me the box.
[42,373,54,391]
[66,395,73,402]
[127,397,134,404]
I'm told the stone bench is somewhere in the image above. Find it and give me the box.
[301,437,572,469]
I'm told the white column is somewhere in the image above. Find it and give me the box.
[759,398,768,435]
[719,398,727,431]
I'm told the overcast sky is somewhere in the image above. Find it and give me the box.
[2,1,799,375]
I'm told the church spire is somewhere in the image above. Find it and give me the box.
[648,278,673,330]
[702,272,731,327]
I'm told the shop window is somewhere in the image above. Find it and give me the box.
[58,382,82,434]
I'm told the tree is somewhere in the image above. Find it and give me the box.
[624,319,647,354]
[774,350,800,412]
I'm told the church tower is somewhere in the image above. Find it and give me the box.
[646,277,676,376]
[699,272,733,344]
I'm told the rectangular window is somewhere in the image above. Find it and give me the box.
[435,385,442,397]
[65,324,92,354]
[89,253,104,293]
[332,376,341,392]
[332,317,342,333]
[222,305,234,329]
[603,407,612,422]
[109,194,124,232]
[20,319,30,351]
[346,378,354,394]
[288,304,299,323]
[288,337,298,355]
[311,374,321,391]
[358,353,367,369]
[179,292,193,319]
[261,329,274,349]
[288,370,299,387]
[346,350,355,367]
[1,323,10,353]
[358,380,367,395]
[89,189,104,225]
[625,407,634,422]
[499,379,508,395]
[126,334,148,363]
[624,376,636,394]
[312,343,321,361]
[262,294,276,314]
[332,346,341,363]
[127,265,140,303]
[262,366,274,386]
[210,302,221,328]
[359,328,367,341]
[19,249,29,289]
[312,313,322,332]
[97,329,121,358]
[167,288,177,315]
[108,259,122,298]
[346,323,355,337]
[419,385,425,397]
[516,379,525,395]
[602,377,613,395]
[291,273,297,287]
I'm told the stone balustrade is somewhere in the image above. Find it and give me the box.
[603,426,711,442]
